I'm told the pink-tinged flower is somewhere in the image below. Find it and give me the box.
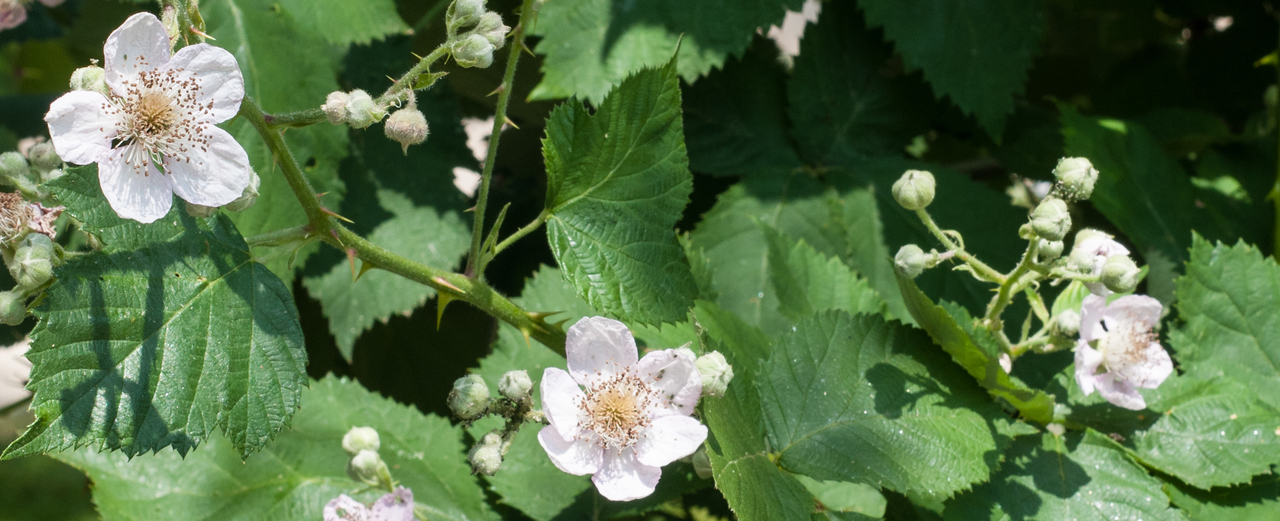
[323,487,414,521]
[0,0,66,32]
[1071,229,1129,295]
[537,317,707,502]
[1074,294,1173,410]
[44,12,250,223]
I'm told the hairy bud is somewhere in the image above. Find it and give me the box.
[695,351,733,398]
[26,142,61,173]
[449,0,485,29]
[10,233,54,290]
[1053,157,1098,201]
[347,449,389,486]
[474,12,509,49]
[69,66,110,97]
[452,34,495,68]
[344,90,386,129]
[1101,255,1140,294]
[892,170,936,210]
[224,170,261,212]
[1037,239,1064,262]
[0,291,23,326]
[0,152,29,183]
[448,374,490,420]
[1053,309,1081,337]
[1030,197,1071,241]
[498,370,533,402]
[468,431,504,476]
[342,426,381,456]
[894,244,927,279]
[323,91,349,125]
[384,108,429,154]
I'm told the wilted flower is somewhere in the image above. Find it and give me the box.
[1074,294,1172,410]
[44,12,251,223]
[323,487,414,521]
[537,317,707,501]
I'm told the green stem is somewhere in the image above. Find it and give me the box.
[466,0,536,278]
[986,240,1040,322]
[239,100,329,227]
[265,108,327,129]
[914,208,1004,283]
[379,46,452,105]
[491,210,548,258]
[245,224,314,247]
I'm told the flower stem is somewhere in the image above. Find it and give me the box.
[490,209,548,259]
[379,46,452,106]
[914,208,1004,283]
[245,224,314,247]
[466,0,537,278]
[264,108,327,129]
[985,240,1040,322]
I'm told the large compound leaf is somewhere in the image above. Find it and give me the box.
[542,57,696,325]
[58,376,495,521]
[945,431,1189,521]
[48,165,186,251]
[529,0,801,102]
[1170,237,1280,409]
[860,0,1044,137]
[758,311,1006,500]
[761,223,885,323]
[3,197,306,458]
[277,0,407,45]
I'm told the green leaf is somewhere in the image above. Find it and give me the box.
[761,222,885,322]
[542,58,697,325]
[0,455,96,521]
[3,212,307,458]
[795,475,887,517]
[277,0,408,45]
[1129,374,1280,489]
[694,300,815,521]
[895,273,1056,424]
[302,189,470,360]
[860,0,1044,137]
[1167,473,1280,521]
[758,311,1006,499]
[57,376,495,521]
[788,1,933,164]
[944,430,1189,521]
[48,165,188,251]
[1170,236,1280,410]
[529,0,802,102]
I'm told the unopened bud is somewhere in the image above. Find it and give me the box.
[694,351,733,398]
[448,374,490,420]
[498,370,533,402]
[1053,157,1098,201]
[894,244,927,279]
[449,0,484,28]
[344,90,386,129]
[42,168,65,183]
[468,431,503,476]
[1066,248,1095,273]
[691,446,712,479]
[0,291,24,326]
[1053,309,1080,337]
[1030,197,1071,241]
[474,12,508,49]
[69,66,110,96]
[452,34,495,68]
[347,449,389,486]
[26,143,60,173]
[223,170,260,212]
[384,108,429,154]
[342,426,380,456]
[1037,239,1064,262]
[0,152,28,183]
[185,201,217,218]
[1101,255,1140,294]
[323,91,349,124]
[892,170,935,210]
[1072,228,1109,249]
[11,233,54,290]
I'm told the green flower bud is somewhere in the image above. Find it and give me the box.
[323,91,349,125]
[0,152,29,184]
[26,143,61,173]
[892,170,935,210]
[0,291,25,326]
[1072,228,1109,249]
[1053,309,1080,337]
[1053,157,1098,201]
[448,374,490,420]
[1037,239,1064,262]
[691,446,712,479]
[694,351,733,398]
[184,201,217,218]
[347,449,389,486]
[468,431,504,476]
[384,108,429,155]
[449,0,484,29]
[11,233,54,290]
[894,244,927,279]
[223,170,260,212]
[69,66,110,97]
[342,426,380,456]
[498,370,533,402]
[1030,197,1071,241]
[452,34,495,68]
[1066,248,1095,273]
[1101,255,1140,294]
[474,12,508,49]
[344,90,386,129]
[42,168,65,183]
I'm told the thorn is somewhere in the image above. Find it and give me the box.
[527,310,564,321]
[314,192,329,198]
[321,207,354,223]
[411,51,424,60]
[329,229,345,248]
[386,75,399,84]
[436,293,455,330]
[190,26,215,41]
[487,84,505,97]
[432,276,464,294]
[346,249,359,282]
[520,40,535,57]
[465,205,476,213]
[356,260,376,281]
[520,328,532,348]
[504,116,520,130]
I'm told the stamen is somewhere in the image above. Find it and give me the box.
[577,371,661,450]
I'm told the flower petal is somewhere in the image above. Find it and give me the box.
[634,415,707,468]
[371,487,414,521]
[1101,294,1163,332]
[1126,341,1174,389]
[1095,373,1147,410]
[99,145,173,223]
[44,91,119,165]
[103,13,171,94]
[164,125,251,208]
[541,367,585,440]
[165,43,244,123]
[566,316,638,387]
[1074,342,1104,397]
[0,5,27,30]
[1078,294,1108,343]
[634,348,701,416]
[592,448,661,502]
[37,0,66,7]
[537,425,602,476]
[323,494,369,521]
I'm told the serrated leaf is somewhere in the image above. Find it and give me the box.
[788,1,933,165]
[3,212,306,458]
[1166,473,1280,521]
[795,475,887,517]
[277,0,408,45]
[48,165,187,251]
[529,0,801,102]
[860,0,1044,137]
[895,273,1056,424]
[944,430,1188,521]
[761,222,885,322]
[759,311,1005,499]
[57,376,495,521]
[542,58,696,325]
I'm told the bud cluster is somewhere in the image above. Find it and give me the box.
[446,0,510,69]
[342,426,393,488]
[448,370,543,476]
